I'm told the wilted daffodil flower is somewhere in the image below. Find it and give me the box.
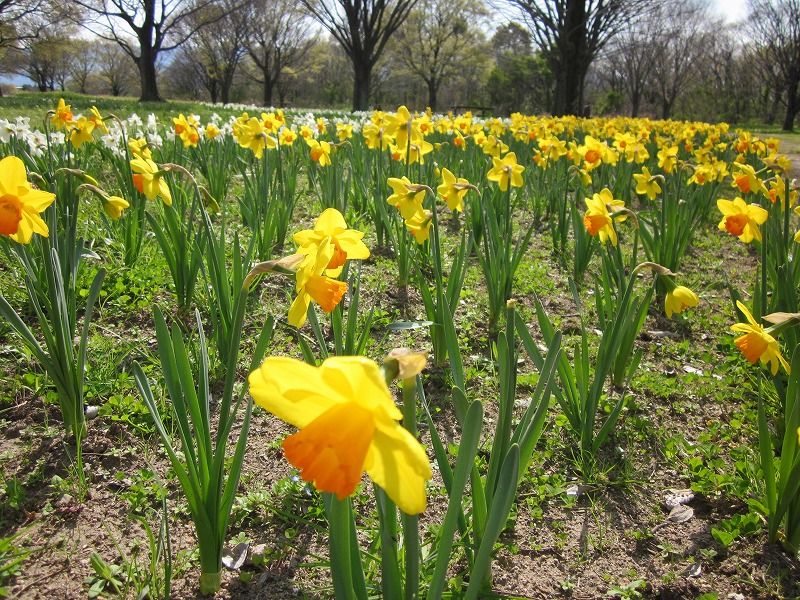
[717,197,768,243]
[486,151,524,192]
[731,301,790,375]
[289,238,347,327]
[0,155,55,243]
[248,355,432,514]
[294,208,370,276]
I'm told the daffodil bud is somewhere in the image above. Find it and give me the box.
[383,348,428,382]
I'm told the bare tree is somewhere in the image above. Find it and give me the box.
[181,0,248,104]
[604,13,661,117]
[650,0,710,119]
[505,0,657,115]
[747,0,800,130]
[393,0,487,111]
[96,41,138,96]
[12,31,74,91]
[244,0,314,107]
[301,0,418,110]
[0,0,63,49]
[73,0,231,101]
[69,39,97,93]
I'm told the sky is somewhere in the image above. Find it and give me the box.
[715,0,747,22]
[4,0,752,90]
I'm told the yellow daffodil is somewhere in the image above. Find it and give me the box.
[482,135,508,158]
[68,117,96,149]
[299,125,315,141]
[770,177,798,210]
[308,139,332,166]
[405,210,433,244]
[578,135,606,171]
[657,145,679,173]
[437,168,473,213]
[172,114,200,147]
[386,177,426,220]
[583,188,625,246]
[487,152,524,192]
[289,238,347,327]
[101,195,129,220]
[731,301,790,375]
[633,166,661,200]
[294,208,370,276]
[362,123,391,150]
[233,116,276,159]
[716,197,768,243]
[248,355,432,514]
[128,138,152,160]
[731,162,769,197]
[279,129,297,146]
[172,113,192,135]
[204,124,220,140]
[452,131,467,151]
[130,158,172,205]
[89,106,109,135]
[50,98,73,131]
[383,106,422,152]
[336,123,353,141]
[665,285,698,318]
[0,155,55,243]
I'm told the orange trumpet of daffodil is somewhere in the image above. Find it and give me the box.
[248,355,432,514]
[288,238,347,327]
[130,158,172,205]
[717,197,768,243]
[0,155,55,243]
[293,208,370,276]
[731,301,790,375]
[583,188,625,246]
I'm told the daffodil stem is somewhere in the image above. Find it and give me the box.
[324,493,367,600]
[761,228,768,318]
[400,378,420,599]
[374,486,401,600]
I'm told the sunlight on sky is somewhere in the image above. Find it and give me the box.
[715,0,747,22]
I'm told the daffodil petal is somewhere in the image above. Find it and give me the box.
[248,356,340,428]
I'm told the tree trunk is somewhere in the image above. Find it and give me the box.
[426,77,438,112]
[138,51,161,101]
[352,59,371,111]
[553,0,587,116]
[263,75,274,107]
[782,78,799,131]
[209,79,218,104]
[630,89,640,118]
[766,87,781,125]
